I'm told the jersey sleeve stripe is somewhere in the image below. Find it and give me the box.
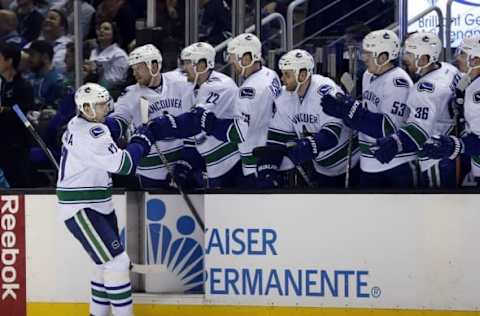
[322,123,342,140]
[267,129,297,144]
[116,151,133,175]
[316,138,359,168]
[227,121,244,143]
[382,115,396,136]
[204,142,238,164]
[139,147,183,167]
[402,123,429,149]
[57,187,113,203]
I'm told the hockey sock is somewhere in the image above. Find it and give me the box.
[90,265,110,316]
[104,252,133,316]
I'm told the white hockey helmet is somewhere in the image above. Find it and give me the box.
[404,32,442,72]
[279,49,314,90]
[181,42,216,69]
[457,36,480,74]
[362,29,400,66]
[227,33,262,75]
[128,44,163,76]
[75,83,113,119]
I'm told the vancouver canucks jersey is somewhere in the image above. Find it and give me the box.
[229,66,281,176]
[403,62,459,171]
[56,116,133,220]
[360,67,413,172]
[268,74,359,176]
[463,76,480,177]
[187,71,240,178]
[111,71,194,180]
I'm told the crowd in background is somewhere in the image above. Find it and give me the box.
[0,0,393,188]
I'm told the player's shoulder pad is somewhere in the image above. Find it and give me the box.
[89,125,107,138]
[393,77,410,88]
[239,87,256,99]
[473,90,480,104]
[206,75,222,84]
[417,81,435,93]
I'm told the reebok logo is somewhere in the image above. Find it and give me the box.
[1,196,20,300]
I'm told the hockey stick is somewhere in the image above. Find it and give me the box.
[340,72,355,189]
[452,75,470,186]
[12,104,59,170]
[253,145,314,187]
[131,263,167,274]
[140,98,205,232]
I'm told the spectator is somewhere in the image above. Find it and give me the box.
[91,0,135,51]
[63,41,74,86]
[83,21,128,89]
[15,0,44,43]
[0,9,26,48]
[37,9,71,73]
[26,40,67,110]
[0,42,34,187]
[10,0,62,16]
[52,0,95,39]
[200,0,231,46]
[156,0,185,46]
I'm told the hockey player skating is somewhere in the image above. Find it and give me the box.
[321,29,415,188]
[57,83,154,316]
[422,36,480,185]
[367,32,459,188]
[148,42,242,188]
[256,49,359,188]
[105,44,195,188]
[190,33,282,186]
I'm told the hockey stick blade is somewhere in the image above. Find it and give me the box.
[340,72,355,95]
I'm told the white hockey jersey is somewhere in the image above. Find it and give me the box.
[57,116,133,220]
[269,74,359,176]
[111,71,194,180]
[187,71,240,178]
[462,75,480,177]
[360,67,414,172]
[403,62,459,172]
[229,66,281,176]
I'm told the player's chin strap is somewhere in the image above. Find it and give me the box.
[414,54,435,76]
[193,64,210,87]
[294,71,311,94]
[147,60,162,87]
[373,55,390,73]
[237,55,255,77]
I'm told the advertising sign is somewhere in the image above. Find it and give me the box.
[205,194,480,309]
[408,0,480,47]
[0,195,26,316]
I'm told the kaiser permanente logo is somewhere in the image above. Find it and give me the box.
[146,199,204,293]
[205,228,382,299]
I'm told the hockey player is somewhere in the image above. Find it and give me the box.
[57,83,154,316]
[366,32,460,188]
[149,42,242,188]
[105,44,195,188]
[191,33,281,186]
[422,36,480,184]
[321,29,415,188]
[256,49,359,188]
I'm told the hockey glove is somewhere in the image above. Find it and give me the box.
[173,160,193,188]
[149,113,179,140]
[287,136,319,165]
[254,145,286,189]
[321,94,360,121]
[192,107,217,134]
[421,135,463,160]
[371,134,402,164]
[130,124,155,155]
[256,164,282,189]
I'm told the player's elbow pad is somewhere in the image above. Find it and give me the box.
[462,133,480,156]
[314,129,339,152]
[347,108,386,139]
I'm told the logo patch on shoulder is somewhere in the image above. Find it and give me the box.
[90,126,106,138]
[417,81,435,93]
[240,87,256,99]
[318,84,333,96]
[393,77,409,88]
[473,91,480,103]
